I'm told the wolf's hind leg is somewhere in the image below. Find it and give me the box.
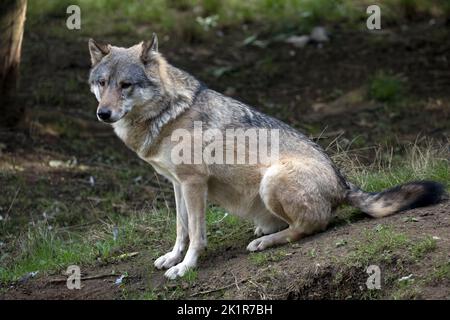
[248,215,327,251]
[254,215,288,237]
[247,227,305,251]
[249,162,332,251]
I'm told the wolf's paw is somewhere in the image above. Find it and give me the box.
[254,226,264,237]
[246,236,270,252]
[164,263,191,280]
[154,252,183,270]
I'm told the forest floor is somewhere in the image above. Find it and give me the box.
[0,6,449,299]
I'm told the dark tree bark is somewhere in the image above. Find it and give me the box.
[0,0,27,128]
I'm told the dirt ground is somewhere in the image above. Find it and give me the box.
[0,15,449,299]
[3,201,449,300]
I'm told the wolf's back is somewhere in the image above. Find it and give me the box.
[345,181,447,218]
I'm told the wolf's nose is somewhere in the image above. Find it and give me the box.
[97,108,111,121]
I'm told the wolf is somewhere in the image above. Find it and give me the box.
[88,34,446,279]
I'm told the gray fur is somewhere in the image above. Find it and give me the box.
[88,36,446,279]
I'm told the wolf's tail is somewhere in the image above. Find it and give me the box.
[345,181,447,218]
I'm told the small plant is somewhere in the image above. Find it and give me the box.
[136,290,158,300]
[249,250,286,266]
[308,248,317,258]
[249,252,270,266]
[196,15,219,31]
[368,71,405,103]
[181,269,199,283]
[391,280,421,300]
[410,236,437,260]
[430,261,450,282]
[346,226,409,267]
[345,225,439,271]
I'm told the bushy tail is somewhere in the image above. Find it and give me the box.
[345,181,447,218]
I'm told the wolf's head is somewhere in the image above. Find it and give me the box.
[88,34,172,124]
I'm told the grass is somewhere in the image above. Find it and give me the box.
[390,257,450,299]
[0,204,251,284]
[0,162,163,234]
[368,71,405,104]
[131,290,158,300]
[410,236,437,260]
[26,0,450,39]
[0,207,176,283]
[206,207,252,251]
[340,224,439,299]
[249,250,287,266]
[333,142,450,193]
[391,280,422,299]
[390,253,449,299]
[430,260,450,282]
[331,141,449,227]
[345,224,410,267]
[0,222,94,283]
[345,224,438,268]
[181,269,199,283]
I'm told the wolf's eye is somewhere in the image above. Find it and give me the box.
[98,79,106,87]
[120,82,132,89]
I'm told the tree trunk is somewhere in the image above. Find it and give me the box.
[0,0,27,128]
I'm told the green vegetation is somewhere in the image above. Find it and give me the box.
[390,257,450,299]
[181,269,199,283]
[0,202,251,283]
[206,207,253,251]
[430,260,450,282]
[132,290,158,300]
[0,208,176,283]
[345,224,437,268]
[369,72,405,103]
[1,222,95,283]
[345,225,409,267]
[27,0,450,38]
[335,143,450,193]
[391,280,422,300]
[249,250,287,266]
[411,236,437,260]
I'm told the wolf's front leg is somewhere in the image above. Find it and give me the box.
[164,180,207,280]
[154,184,188,270]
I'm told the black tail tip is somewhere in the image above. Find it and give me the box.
[407,180,448,209]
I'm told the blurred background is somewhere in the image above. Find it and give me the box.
[0,0,449,299]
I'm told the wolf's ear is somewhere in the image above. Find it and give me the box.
[141,33,158,64]
[88,39,110,66]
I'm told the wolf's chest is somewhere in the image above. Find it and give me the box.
[113,119,156,157]
[113,121,129,142]
[148,159,179,183]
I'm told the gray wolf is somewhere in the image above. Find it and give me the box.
[88,34,446,279]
